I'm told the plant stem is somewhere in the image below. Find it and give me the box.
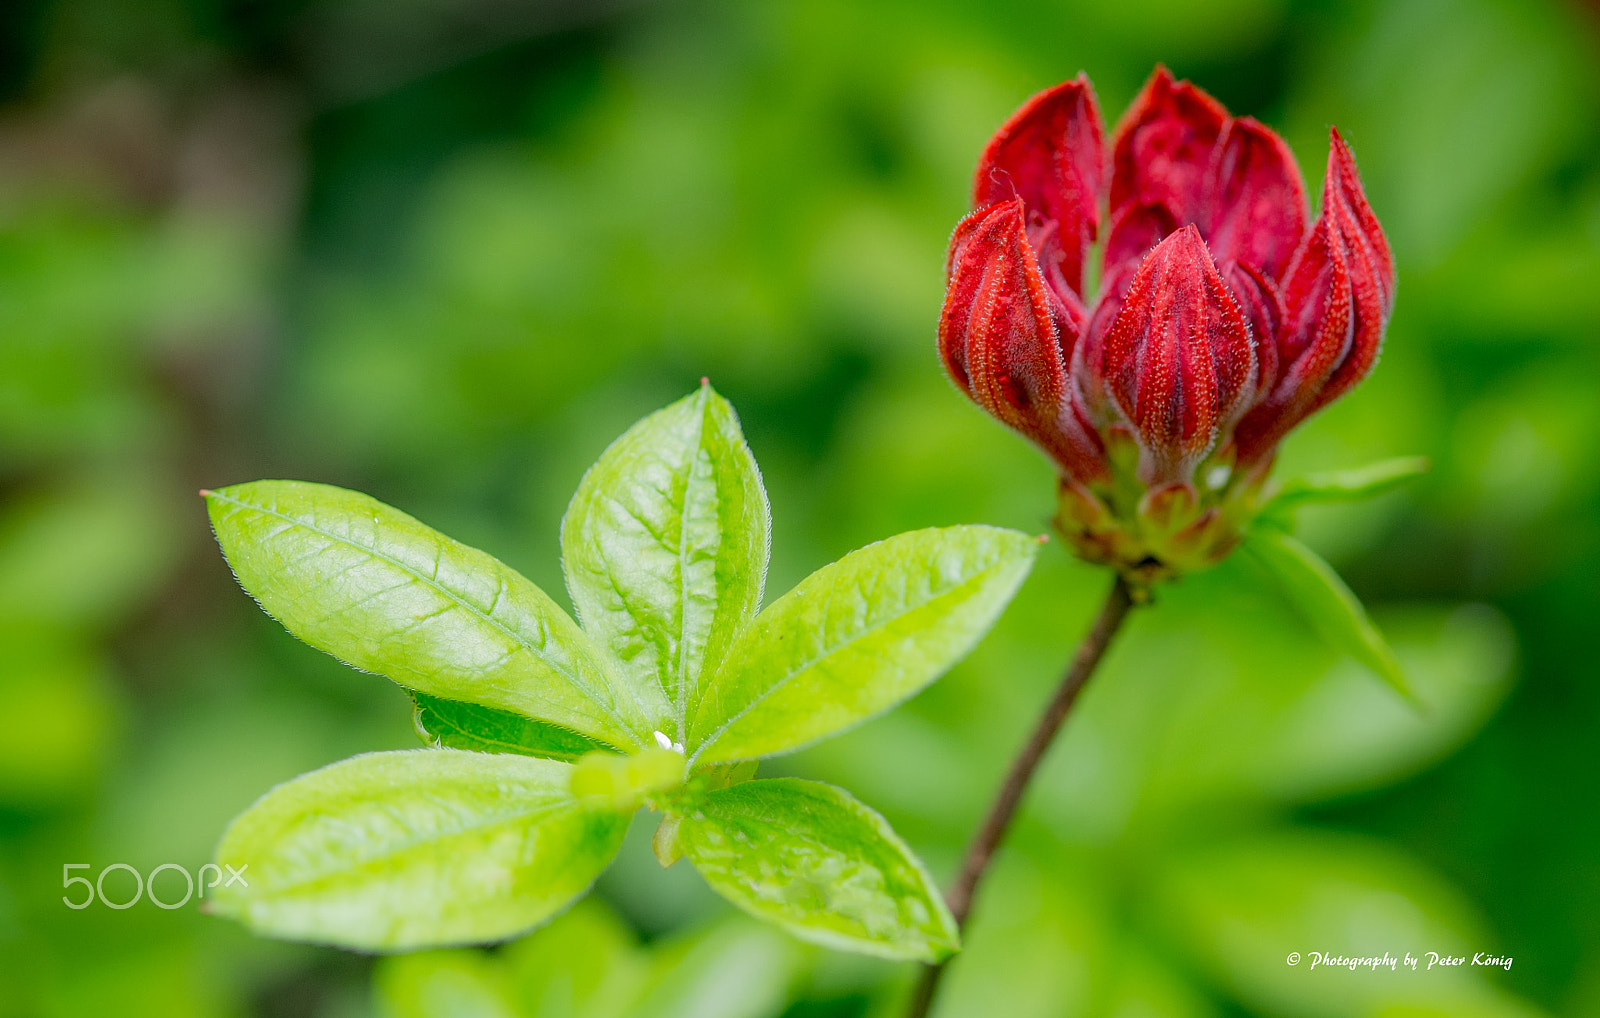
[906,573,1135,1018]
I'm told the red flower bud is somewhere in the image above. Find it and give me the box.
[1094,225,1256,486]
[1233,129,1395,463]
[939,67,1394,579]
[939,200,1108,483]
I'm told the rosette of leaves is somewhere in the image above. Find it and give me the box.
[201,384,1039,961]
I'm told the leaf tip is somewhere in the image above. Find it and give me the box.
[1382,662,1427,713]
[198,489,213,498]
[930,937,962,962]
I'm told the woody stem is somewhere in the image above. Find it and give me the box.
[905,573,1135,1018]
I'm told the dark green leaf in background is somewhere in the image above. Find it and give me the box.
[412,692,618,761]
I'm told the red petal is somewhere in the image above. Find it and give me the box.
[1233,130,1392,463]
[1326,126,1395,308]
[974,75,1107,300]
[1206,117,1309,281]
[1076,200,1178,420]
[1094,225,1256,485]
[1224,260,1283,396]
[940,200,1109,482]
[1101,199,1180,300]
[1110,66,1227,226]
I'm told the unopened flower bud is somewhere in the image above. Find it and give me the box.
[938,66,1395,583]
[1092,224,1256,487]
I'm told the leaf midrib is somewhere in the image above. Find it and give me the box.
[675,396,713,740]
[248,797,579,898]
[211,490,642,745]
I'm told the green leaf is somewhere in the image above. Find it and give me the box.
[561,384,769,743]
[412,692,617,761]
[1260,456,1429,519]
[1242,529,1416,703]
[624,918,803,1018]
[689,525,1037,763]
[678,778,957,961]
[208,749,629,951]
[502,900,648,1018]
[569,748,687,810]
[1155,830,1525,1018]
[206,480,647,750]
[372,950,520,1018]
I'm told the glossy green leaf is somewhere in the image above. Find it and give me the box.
[411,692,617,761]
[1261,456,1430,519]
[206,480,647,750]
[678,778,958,961]
[208,749,629,951]
[689,525,1036,763]
[561,384,769,743]
[1242,529,1416,703]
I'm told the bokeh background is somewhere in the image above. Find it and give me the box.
[3,0,1598,1015]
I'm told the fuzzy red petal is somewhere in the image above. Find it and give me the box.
[1206,117,1309,282]
[974,75,1107,300]
[1101,198,1180,301]
[1234,130,1393,462]
[940,200,1109,482]
[1223,260,1283,397]
[1110,66,1228,226]
[1095,225,1256,485]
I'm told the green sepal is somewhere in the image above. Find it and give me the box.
[1258,456,1430,524]
[1242,529,1419,705]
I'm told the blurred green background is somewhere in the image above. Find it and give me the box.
[2,0,1598,1015]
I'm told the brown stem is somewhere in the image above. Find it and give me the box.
[906,574,1135,1018]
